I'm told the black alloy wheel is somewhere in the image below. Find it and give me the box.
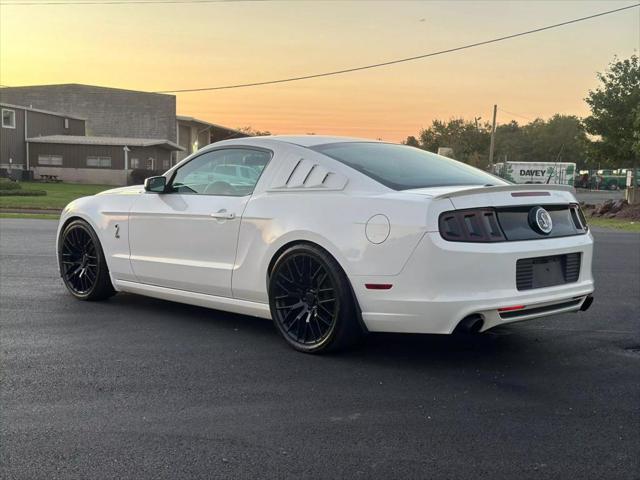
[268,244,362,353]
[59,219,115,301]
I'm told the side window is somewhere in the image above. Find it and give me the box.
[38,155,63,166]
[171,148,271,196]
[2,109,16,129]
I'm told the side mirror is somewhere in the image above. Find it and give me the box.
[144,176,167,193]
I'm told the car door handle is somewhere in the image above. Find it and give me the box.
[210,209,236,220]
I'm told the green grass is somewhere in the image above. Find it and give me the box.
[588,217,640,232]
[0,212,60,220]
[0,181,113,210]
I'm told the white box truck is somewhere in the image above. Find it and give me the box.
[492,162,576,186]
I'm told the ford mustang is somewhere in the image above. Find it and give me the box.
[57,136,595,353]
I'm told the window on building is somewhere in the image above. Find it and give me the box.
[64,118,69,129]
[130,158,140,169]
[2,109,16,129]
[87,156,112,168]
[38,155,63,166]
[163,159,170,170]
[145,157,155,170]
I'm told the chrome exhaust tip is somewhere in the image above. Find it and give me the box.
[580,295,594,312]
[454,314,484,334]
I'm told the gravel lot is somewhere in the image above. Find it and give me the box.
[1,219,639,480]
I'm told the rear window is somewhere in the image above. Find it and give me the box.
[312,142,506,190]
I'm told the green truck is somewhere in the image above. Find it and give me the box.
[576,168,640,190]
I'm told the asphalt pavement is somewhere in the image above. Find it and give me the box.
[575,189,624,205]
[1,219,639,480]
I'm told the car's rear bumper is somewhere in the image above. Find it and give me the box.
[352,231,595,334]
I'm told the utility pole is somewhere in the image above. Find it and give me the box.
[488,104,497,171]
[123,146,130,186]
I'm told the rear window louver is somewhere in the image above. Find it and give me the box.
[268,158,347,191]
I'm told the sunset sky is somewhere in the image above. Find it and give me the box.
[1,0,638,141]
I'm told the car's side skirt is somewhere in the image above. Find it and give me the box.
[113,280,272,320]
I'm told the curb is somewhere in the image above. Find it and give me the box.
[0,208,62,215]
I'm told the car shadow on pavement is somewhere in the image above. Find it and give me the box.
[105,292,536,369]
[105,292,277,334]
[350,329,534,368]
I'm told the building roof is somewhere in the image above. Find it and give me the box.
[176,115,247,135]
[0,102,86,121]
[1,83,173,98]
[26,135,184,151]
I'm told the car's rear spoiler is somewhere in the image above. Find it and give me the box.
[433,184,575,200]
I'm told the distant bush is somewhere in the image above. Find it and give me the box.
[0,180,22,190]
[0,189,47,196]
[130,169,165,185]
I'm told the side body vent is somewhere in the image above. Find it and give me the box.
[268,157,347,192]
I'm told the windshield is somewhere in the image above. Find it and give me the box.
[312,142,506,190]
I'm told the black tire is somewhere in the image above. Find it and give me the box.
[268,244,363,353]
[58,219,116,301]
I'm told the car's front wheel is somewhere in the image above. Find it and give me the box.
[268,244,362,353]
[58,219,116,301]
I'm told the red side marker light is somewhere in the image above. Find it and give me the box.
[498,305,525,312]
[365,284,393,290]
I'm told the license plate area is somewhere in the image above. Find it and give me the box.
[516,253,581,291]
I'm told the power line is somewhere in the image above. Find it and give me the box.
[499,108,536,122]
[149,3,639,94]
[0,0,264,5]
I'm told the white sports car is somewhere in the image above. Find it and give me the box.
[57,136,595,353]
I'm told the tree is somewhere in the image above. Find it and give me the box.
[633,106,640,159]
[407,118,491,164]
[527,115,588,166]
[238,126,272,136]
[404,135,420,147]
[584,55,640,167]
[492,115,589,168]
[493,120,524,163]
[406,115,589,170]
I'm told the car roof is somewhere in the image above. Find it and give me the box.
[196,135,392,159]
[214,135,386,149]
[266,135,385,147]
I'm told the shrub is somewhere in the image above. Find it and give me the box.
[0,190,47,196]
[130,169,165,185]
[0,180,22,190]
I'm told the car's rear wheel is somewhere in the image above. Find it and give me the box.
[58,219,115,301]
[268,244,362,353]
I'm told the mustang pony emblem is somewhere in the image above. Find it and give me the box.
[530,207,553,234]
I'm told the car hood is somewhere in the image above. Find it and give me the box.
[95,185,145,196]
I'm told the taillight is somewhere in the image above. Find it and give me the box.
[569,204,588,231]
[439,208,506,242]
